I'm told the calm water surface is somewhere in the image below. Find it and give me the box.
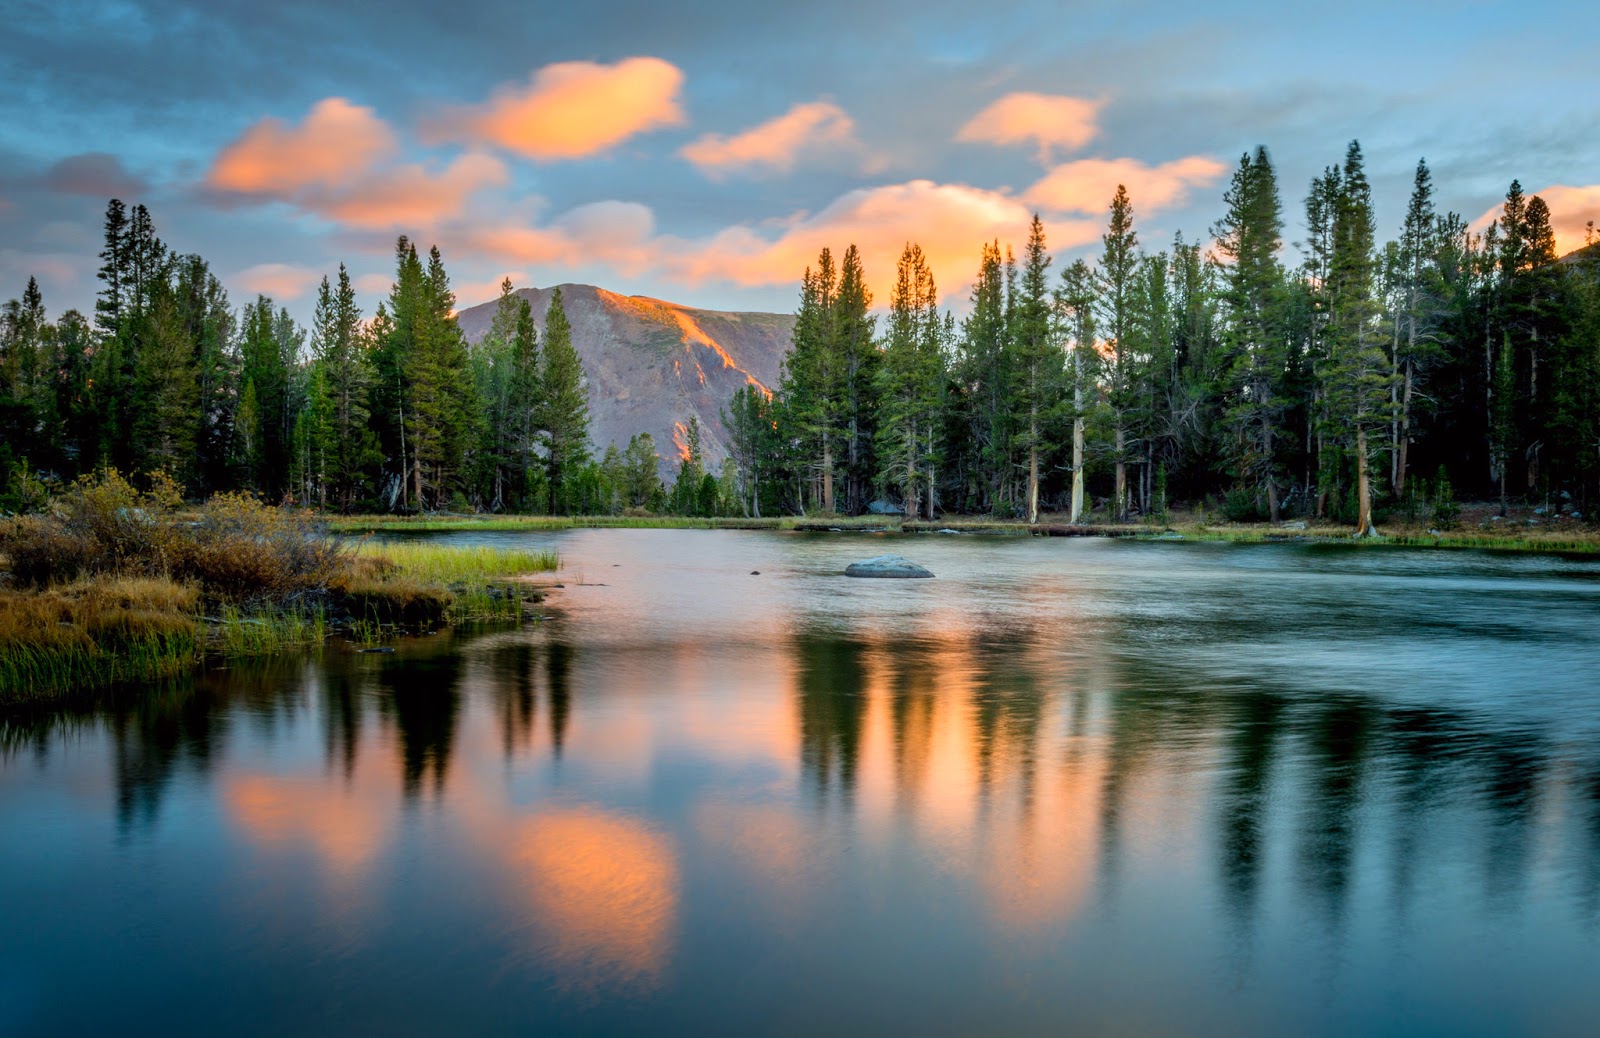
[3,531,1600,1036]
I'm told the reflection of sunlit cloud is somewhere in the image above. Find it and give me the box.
[225,773,392,879]
[513,807,678,993]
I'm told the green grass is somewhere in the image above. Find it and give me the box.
[348,540,559,580]
[213,604,330,656]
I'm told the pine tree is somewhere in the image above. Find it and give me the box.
[538,287,590,513]
[957,241,1010,513]
[876,243,946,518]
[1055,258,1098,522]
[130,283,199,480]
[722,385,774,517]
[1322,141,1395,536]
[1389,159,1447,495]
[1011,215,1058,524]
[622,432,662,509]
[778,248,844,512]
[237,297,291,494]
[1099,185,1142,520]
[835,245,877,513]
[312,265,377,511]
[1213,147,1289,520]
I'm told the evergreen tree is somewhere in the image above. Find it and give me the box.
[1098,185,1143,519]
[312,265,377,511]
[622,432,662,509]
[1322,141,1394,535]
[1212,147,1289,520]
[538,287,590,513]
[1055,258,1098,522]
[1010,215,1058,523]
[876,243,946,518]
[722,385,774,517]
[778,248,844,512]
[958,241,1011,513]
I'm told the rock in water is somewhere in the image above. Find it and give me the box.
[844,554,934,579]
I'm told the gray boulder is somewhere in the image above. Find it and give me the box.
[844,554,934,579]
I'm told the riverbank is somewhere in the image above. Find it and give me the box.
[0,475,558,704]
[330,501,1600,554]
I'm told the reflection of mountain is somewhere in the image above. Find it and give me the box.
[454,284,793,477]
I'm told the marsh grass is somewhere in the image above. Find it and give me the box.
[1,475,563,702]
[0,577,202,704]
[213,604,329,656]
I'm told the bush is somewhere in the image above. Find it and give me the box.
[1431,468,1461,529]
[1222,487,1266,523]
[0,471,346,604]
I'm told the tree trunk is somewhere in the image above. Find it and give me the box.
[1027,406,1040,525]
[1070,416,1085,524]
[1265,418,1280,523]
[1354,428,1376,537]
[1397,358,1414,495]
[1114,424,1127,522]
[821,436,834,514]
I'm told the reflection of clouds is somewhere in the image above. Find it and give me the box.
[225,769,393,881]
[513,807,678,995]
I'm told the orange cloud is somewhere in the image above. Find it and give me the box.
[232,262,322,300]
[206,97,396,194]
[430,57,685,161]
[1024,156,1228,216]
[666,179,1100,303]
[1471,184,1600,257]
[956,93,1102,165]
[461,200,660,274]
[680,101,866,178]
[307,152,507,230]
[462,180,1096,304]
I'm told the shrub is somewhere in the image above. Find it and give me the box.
[0,472,347,604]
[1431,468,1461,529]
[1222,487,1266,523]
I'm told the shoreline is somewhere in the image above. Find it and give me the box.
[330,509,1600,555]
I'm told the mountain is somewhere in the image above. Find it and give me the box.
[454,284,793,479]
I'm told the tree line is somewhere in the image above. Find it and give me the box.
[726,141,1600,529]
[4,139,1598,527]
[0,202,742,515]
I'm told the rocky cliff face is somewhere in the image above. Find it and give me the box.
[454,284,793,479]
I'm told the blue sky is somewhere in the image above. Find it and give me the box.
[2,0,1596,320]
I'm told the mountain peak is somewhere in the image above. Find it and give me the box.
[454,284,793,478]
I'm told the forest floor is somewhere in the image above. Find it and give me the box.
[330,501,1600,554]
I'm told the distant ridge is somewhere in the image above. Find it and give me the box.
[454,284,793,479]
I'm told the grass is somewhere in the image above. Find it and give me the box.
[1,475,565,703]
[0,578,202,705]
[346,540,559,581]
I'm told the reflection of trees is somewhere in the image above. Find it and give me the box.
[376,650,463,800]
[1217,691,1288,930]
[968,638,1049,813]
[321,668,363,783]
[793,634,867,802]
[545,642,572,758]
[1294,697,1376,928]
[107,681,229,835]
[484,643,538,760]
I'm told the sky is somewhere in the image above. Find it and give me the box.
[2,0,1598,322]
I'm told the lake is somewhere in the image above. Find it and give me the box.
[3,530,1599,1036]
